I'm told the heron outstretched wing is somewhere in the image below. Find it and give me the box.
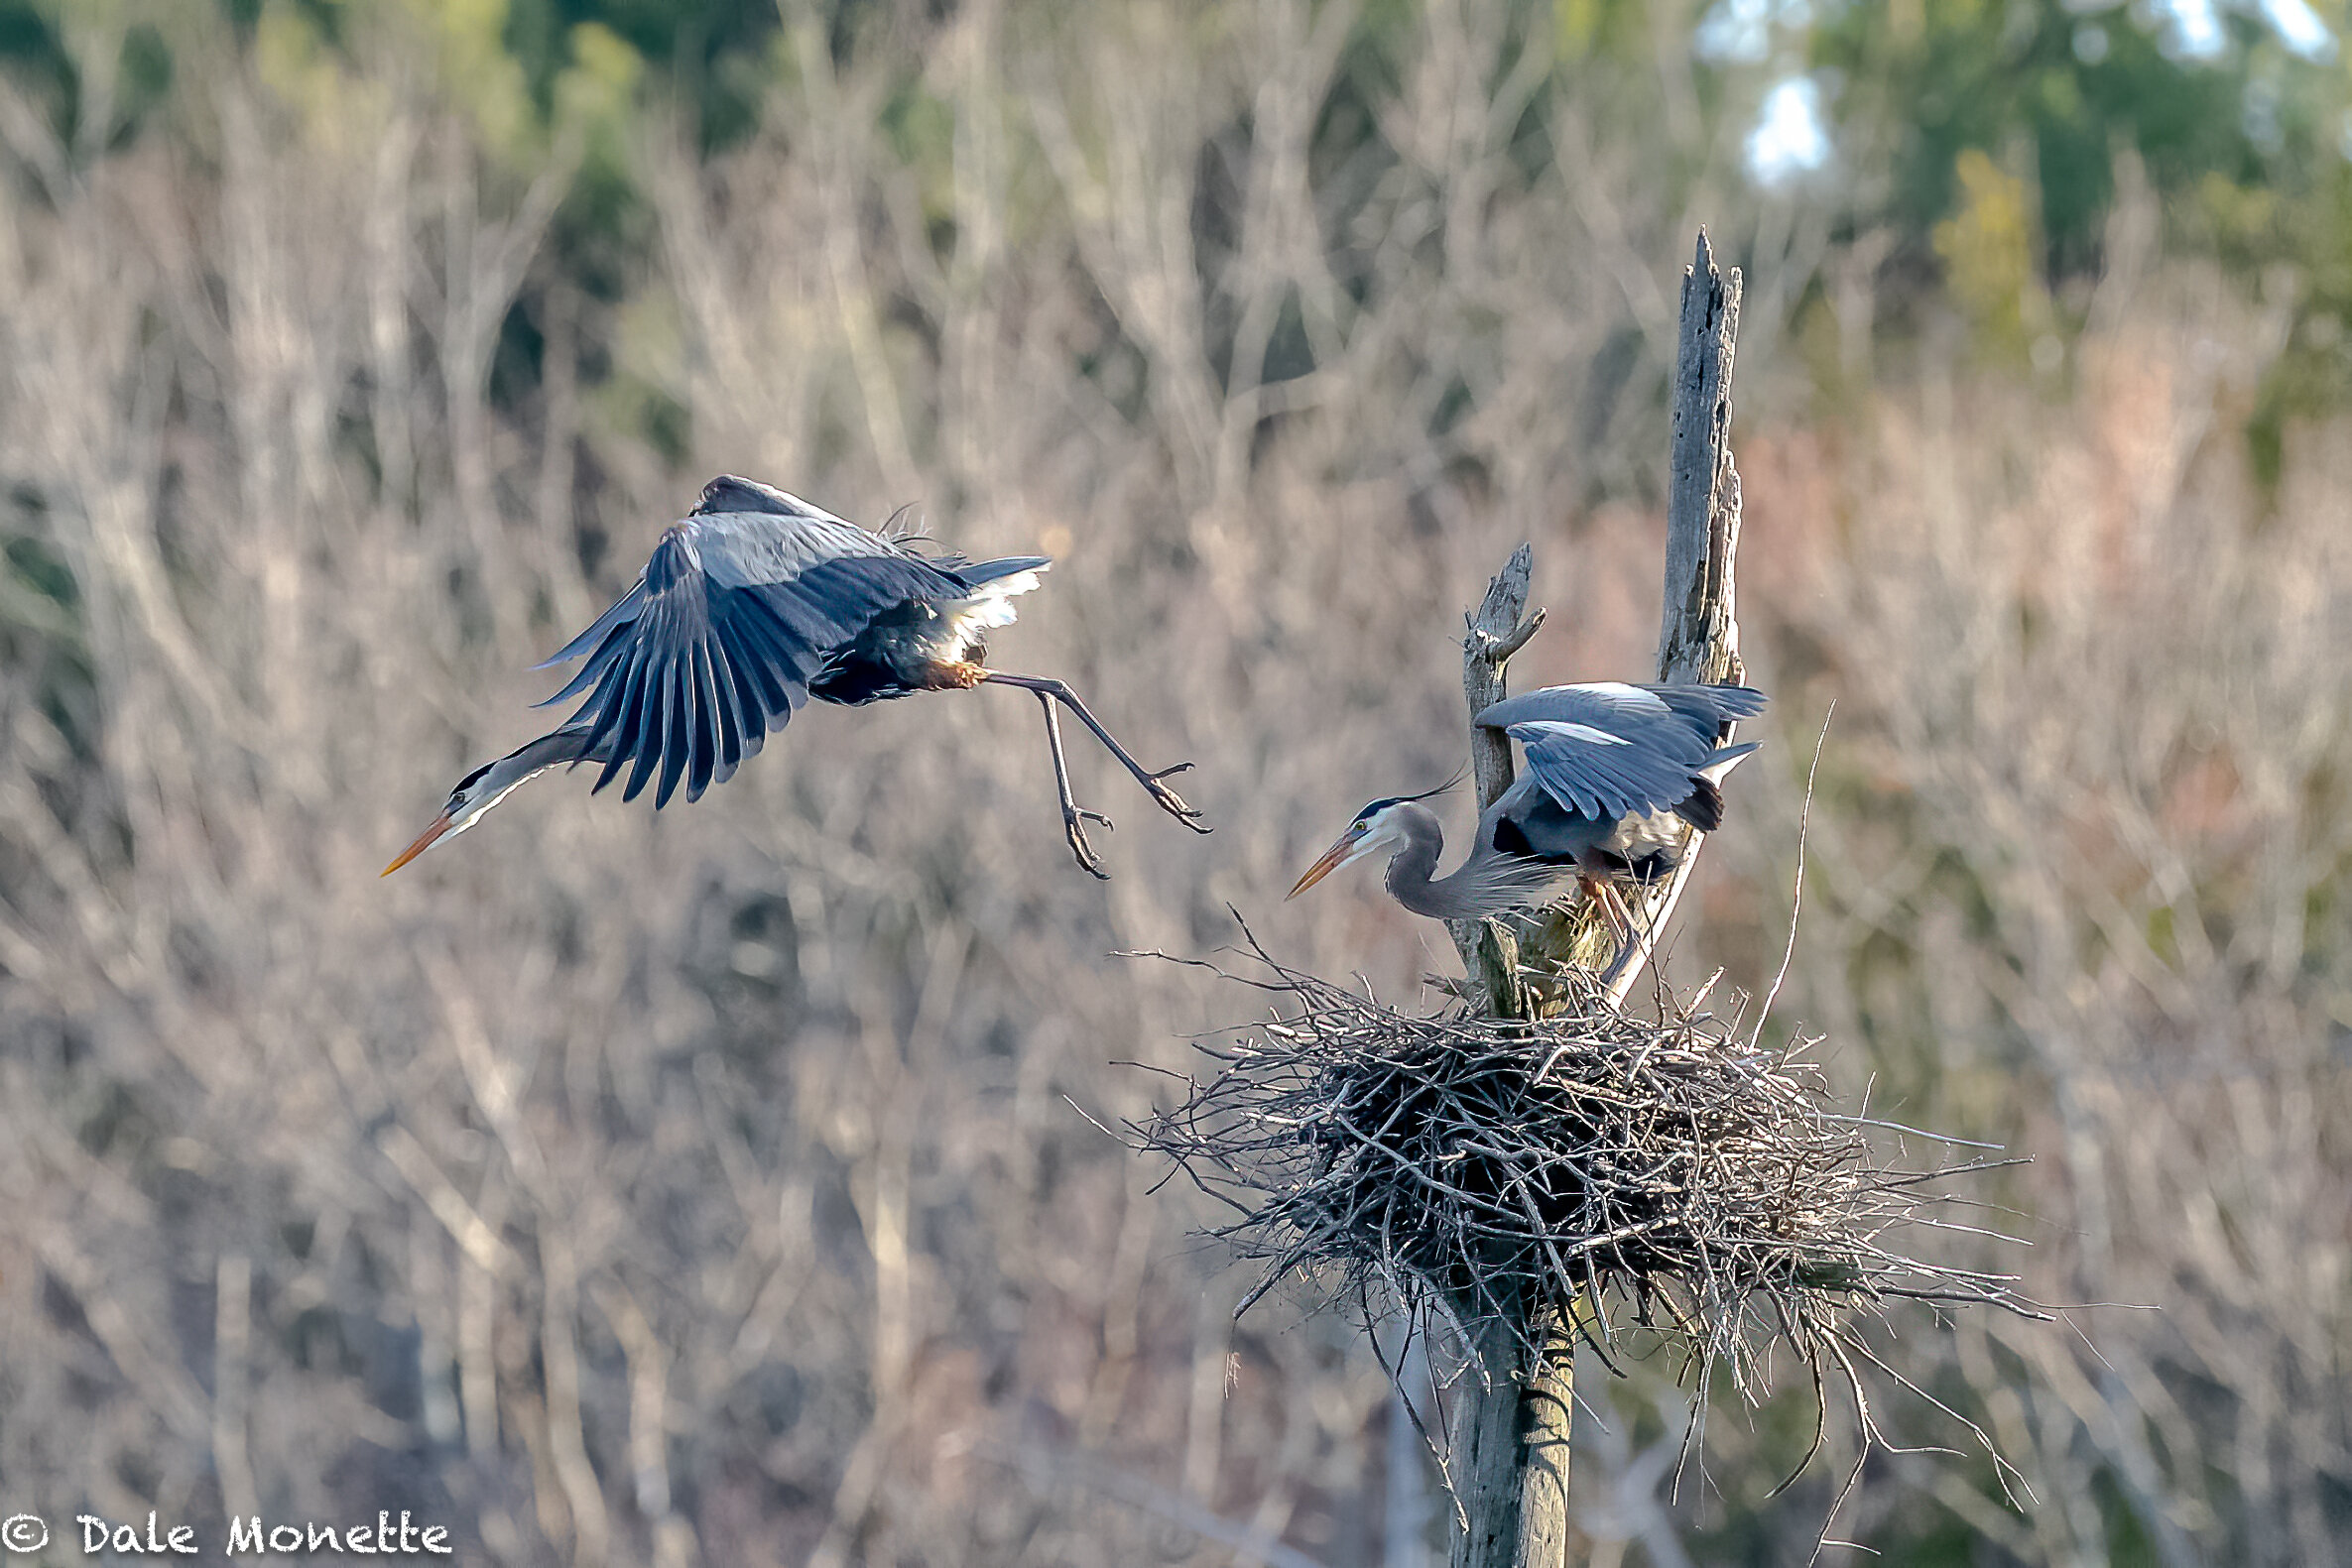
[1478,681,1767,822]
[1474,680,1767,756]
[1505,721,1712,821]
[532,476,972,808]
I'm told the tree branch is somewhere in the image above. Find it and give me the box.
[1447,543,1542,1021]
[1607,229,1747,1008]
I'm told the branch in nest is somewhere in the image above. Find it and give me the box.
[1120,927,2046,1493]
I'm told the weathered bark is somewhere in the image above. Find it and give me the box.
[1444,543,1541,1022]
[1447,1303,1529,1568]
[1444,1249,1576,1568]
[1659,230,1746,690]
[1604,229,1749,1009]
[1446,1294,1575,1568]
[1444,551,1572,1568]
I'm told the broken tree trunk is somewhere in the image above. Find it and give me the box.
[1439,229,1749,1567]
[1441,545,1570,1568]
[1445,544,1542,1024]
[1538,229,1750,999]
[1608,228,1749,1008]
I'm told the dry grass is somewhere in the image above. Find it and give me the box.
[1729,285,2352,1561]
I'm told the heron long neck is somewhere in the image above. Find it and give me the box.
[509,724,600,777]
[1382,804,1461,918]
[1383,801,1551,919]
[471,725,604,814]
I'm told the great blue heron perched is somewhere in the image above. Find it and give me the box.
[1287,681,1766,936]
[385,475,1209,878]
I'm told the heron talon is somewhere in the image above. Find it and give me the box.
[1136,763,1211,832]
[1061,816,1112,879]
[1149,786,1212,833]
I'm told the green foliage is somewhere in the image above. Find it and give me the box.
[1811,0,2343,279]
[1800,0,2352,463]
[502,0,778,154]
[0,3,176,160]
[1933,147,2051,359]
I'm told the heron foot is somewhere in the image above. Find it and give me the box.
[981,670,1214,861]
[1062,805,1114,880]
[1140,763,1212,833]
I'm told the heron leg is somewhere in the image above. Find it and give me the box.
[1026,688,1113,879]
[1594,880,1659,990]
[980,672,1211,833]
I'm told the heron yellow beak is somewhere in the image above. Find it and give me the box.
[1286,826,1364,901]
[381,812,453,877]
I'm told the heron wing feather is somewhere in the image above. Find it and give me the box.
[703,637,745,785]
[706,615,772,772]
[687,475,839,520]
[534,581,646,671]
[956,554,1052,586]
[683,644,716,802]
[1476,680,1767,760]
[1640,682,1769,746]
[1510,720,1705,821]
[691,511,910,590]
[657,652,692,807]
[542,509,979,808]
[1475,682,1671,734]
[699,638,735,793]
[615,649,664,803]
[586,635,656,795]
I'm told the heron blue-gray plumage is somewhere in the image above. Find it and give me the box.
[385,475,1207,878]
[1286,680,1766,925]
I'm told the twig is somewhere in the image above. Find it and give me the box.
[1122,939,2043,1522]
[1750,703,1834,1049]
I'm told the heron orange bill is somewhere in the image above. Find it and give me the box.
[1286,831,1360,900]
[381,813,452,877]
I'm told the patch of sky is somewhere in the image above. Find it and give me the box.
[2255,0,2336,60]
[1694,0,1812,63]
[1748,75,1832,184]
[2146,0,2337,61]
[2152,0,2229,58]
[1728,0,2337,183]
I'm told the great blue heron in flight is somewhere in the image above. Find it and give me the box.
[1287,681,1766,939]
[386,475,1208,879]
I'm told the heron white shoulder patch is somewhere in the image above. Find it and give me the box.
[1581,680,1670,713]
[1513,720,1631,747]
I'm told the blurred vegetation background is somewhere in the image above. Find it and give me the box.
[1,0,2347,1563]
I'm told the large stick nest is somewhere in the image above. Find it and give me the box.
[1132,928,2039,1423]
